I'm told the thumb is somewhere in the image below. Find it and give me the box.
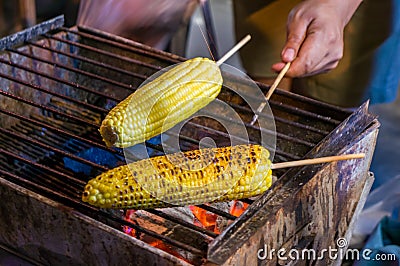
[282,18,308,62]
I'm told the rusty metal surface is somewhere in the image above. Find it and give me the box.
[0,15,64,51]
[0,177,190,266]
[211,123,379,265]
[208,104,378,264]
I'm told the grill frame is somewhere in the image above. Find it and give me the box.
[0,18,379,265]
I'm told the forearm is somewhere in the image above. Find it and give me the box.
[334,0,363,27]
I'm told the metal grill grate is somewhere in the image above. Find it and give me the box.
[0,22,360,265]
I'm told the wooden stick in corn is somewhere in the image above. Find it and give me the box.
[99,35,251,148]
[82,144,365,209]
[82,144,272,209]
[271,153,365,169]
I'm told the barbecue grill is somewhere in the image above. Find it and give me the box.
[0,17,379,265]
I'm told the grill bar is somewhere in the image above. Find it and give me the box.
[46,27,345,126]
[146,209,219,238]
[269,99,341,125]
[229,102,330,135]
[2,43,317,157]
[70,27,183,64]
[0,168,85,206]
[0,136,46,162]
[1,149,85,186]
[0,57,308,163]
[0,127,109,171]
[0,149,215,254]
[0,108,122,155]
[46,28,342,127]
[0,168,207,257]
[0,25,337,209]
[0,112,230,241]
[27,40,148,80]
[0,110,240,223]
[0,90,99,127]
[197,110,315,148]
[197,204,237,220]
[0,56,122,102]
[102,212,207,257]
[1,28,339,159]
[45,33,163,71]
[0,70,107,114]
[7,48,136,92]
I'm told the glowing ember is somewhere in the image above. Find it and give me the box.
[190,205,220,233]
[229,200,249,217]
[148,239,186,260]
[123,209,138,237]
[122,209,189,263]
[122,202,249,263]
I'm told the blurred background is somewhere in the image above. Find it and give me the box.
[0,0,79,36]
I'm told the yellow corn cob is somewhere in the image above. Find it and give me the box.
[100,57,223,148]
[82,144,272,209]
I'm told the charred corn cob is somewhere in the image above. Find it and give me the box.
[82,144,272,209]
[100,57,223,148]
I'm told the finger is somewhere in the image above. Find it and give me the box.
[285,30,327,77]
[309,58,340,76]
[271,62,286,72]
[300,60,340,77]
[281,12,310,62]
[289,32,343,77]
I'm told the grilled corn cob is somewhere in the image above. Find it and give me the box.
[82,144,272,209]
[100,57,223,148]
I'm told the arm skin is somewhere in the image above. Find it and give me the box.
[272,0,363,77]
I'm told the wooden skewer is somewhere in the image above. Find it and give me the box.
[271,153,365,170]
[216,35,251,66]
[250,62,291,125]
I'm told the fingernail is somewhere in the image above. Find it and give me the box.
[283,48,295,61]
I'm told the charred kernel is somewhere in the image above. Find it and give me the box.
[81,144,272,209]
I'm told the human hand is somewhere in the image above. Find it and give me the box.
[272,0,362,77]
